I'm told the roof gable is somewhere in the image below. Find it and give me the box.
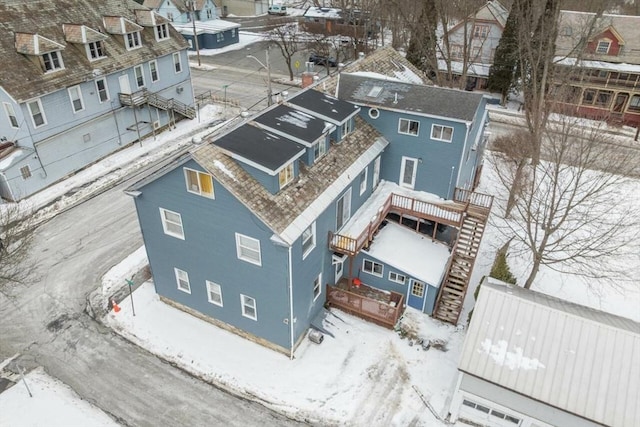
[15,33,64,55]
[134,9,170,26]
[103,16,143,34]
[591,25,625,45]
[460,279,640,427]
[62,24,108,44]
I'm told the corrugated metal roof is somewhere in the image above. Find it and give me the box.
[459,278,640,427]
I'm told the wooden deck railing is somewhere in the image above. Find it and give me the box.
[453,188,493,211]
[326,285,404,329]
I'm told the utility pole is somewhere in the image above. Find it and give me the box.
[247,48,273,106]
[189,0,201,67]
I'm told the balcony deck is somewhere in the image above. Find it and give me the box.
[326,278,404,329]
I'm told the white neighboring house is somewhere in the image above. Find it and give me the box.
[449,278,640,427]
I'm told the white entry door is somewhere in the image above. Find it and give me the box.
[118,74,131,95]
[400,156,418,189]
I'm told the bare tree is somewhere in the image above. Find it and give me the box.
[0,203,37,292]
[266,21,304,81]
[490,114,640,289]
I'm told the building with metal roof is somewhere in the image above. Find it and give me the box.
[449,277,640,427]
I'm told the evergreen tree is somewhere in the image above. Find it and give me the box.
[406,0,438,78]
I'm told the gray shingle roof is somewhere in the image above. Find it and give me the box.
[337,73,484,122]
[0,0,188,102]
[253,104,334,146]
[287,89,360,125]
[460,278,640,427]
[191,116,386,240]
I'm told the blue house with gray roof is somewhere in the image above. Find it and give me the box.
[127,50,494,356]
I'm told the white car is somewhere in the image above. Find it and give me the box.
[268,5,287,15]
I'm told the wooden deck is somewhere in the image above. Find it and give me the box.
[326,279,404,329]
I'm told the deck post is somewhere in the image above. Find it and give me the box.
[348,255,354,288]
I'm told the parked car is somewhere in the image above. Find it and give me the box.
[268,5,287,15]
[308,53,337,67]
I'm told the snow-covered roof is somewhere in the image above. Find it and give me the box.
[366,221,449,286]
[460,278,640,427]
[0,148,25,170]
[172,19,239,35]
[303,7,341,19]
[437,59,491,77]
[554,56,640,73]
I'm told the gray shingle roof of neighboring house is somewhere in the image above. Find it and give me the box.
[191,115,388,243]
[213,122,305,174]
[460,278,640,427]
[337,73,484,123]
[319,46,430,95]
[556,11,640,64]
[253,104,335,146]
[0,0,188,103]
[143,0,209,14]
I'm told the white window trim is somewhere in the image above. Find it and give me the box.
[95,78,109,103]
[125,31,142,50]
[363,259,383,278]
[313,139,327,161]
[399,156,418,189]
[184,167,214,198]
[398,118,419,136]
[42,51,64,73]
[134,65,145,89]
[368,108,379,119]
[235,233,262,266]
[389,271,406,284]
[431,124,454,142]
[206,280,223,307]
[155,23,169,42]
[149,60,160,82]
[3,102,19,128]
[411,280,425,298]
[27,98,47,128]
[336,188,352,230]
[313,272,322,301]
[67,85,85,113]
[359,166,368,195]
[596,40,611,54]
[86,41,106,61]
[159,207,185,240]
[278,162,294,189]
[240,294,257,320]
[174,268,191,294]
[173,52,182,73]
[302,222,316,259]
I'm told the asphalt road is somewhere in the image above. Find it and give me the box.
[0,182,304,426]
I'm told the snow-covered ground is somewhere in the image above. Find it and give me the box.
[0,366,118,427]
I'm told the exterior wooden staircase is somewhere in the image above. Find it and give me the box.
[433,189,493,325]
[119,89,196,119]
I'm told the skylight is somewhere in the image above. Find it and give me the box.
[367,86,383,98]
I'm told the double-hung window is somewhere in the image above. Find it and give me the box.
[235,233,261,266]
[149,60,159,82]
[302,222,316,259]
[431,124,453,142]
[206,281,223,306]
[125,31,142,50]
[87,41,106,60]
[134,65,145,88]
[596,40,611,54]
[27,99,46,128]
[160,208,185,239]
[240,294,257,320]
[155,23,169,41]
[174,268,191,293]
[173,52,182,73]
[95,78,109,103]
[68,86,85,113]
[42,51,63,72]
[363,259,383,277]
[398,118,419,136]
[3,103,18,128]
[184,168,214,198]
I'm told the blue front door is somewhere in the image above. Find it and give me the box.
[407,279,426,311]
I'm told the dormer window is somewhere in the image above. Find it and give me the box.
[125,31,142,50]
[87,41,106,60]
[341,119,352,139]
[313,139,327,161]
[596,40,611,54]
[42,51,64,72]
[155,23,169,41]
[279,162,294,189]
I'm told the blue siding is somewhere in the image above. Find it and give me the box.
[189,29,239,50]
[135,160,293,350]
[362,108,472,198]
[237,160,300,195]
[456,97,489,190]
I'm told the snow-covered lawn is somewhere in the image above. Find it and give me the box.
[103,248,463,425]
[0,367,118,427]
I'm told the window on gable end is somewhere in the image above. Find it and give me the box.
[240,294,257,320]
[235,233,262,266]
[173,52,182,73]
[160,207,185,239]
[302,222,316,259]
[313,273,322,301]
[206,281,223,306]
[184,167,214,198]
[174,268,191,293]
[431,124,453,142]
[596,40,611,54]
